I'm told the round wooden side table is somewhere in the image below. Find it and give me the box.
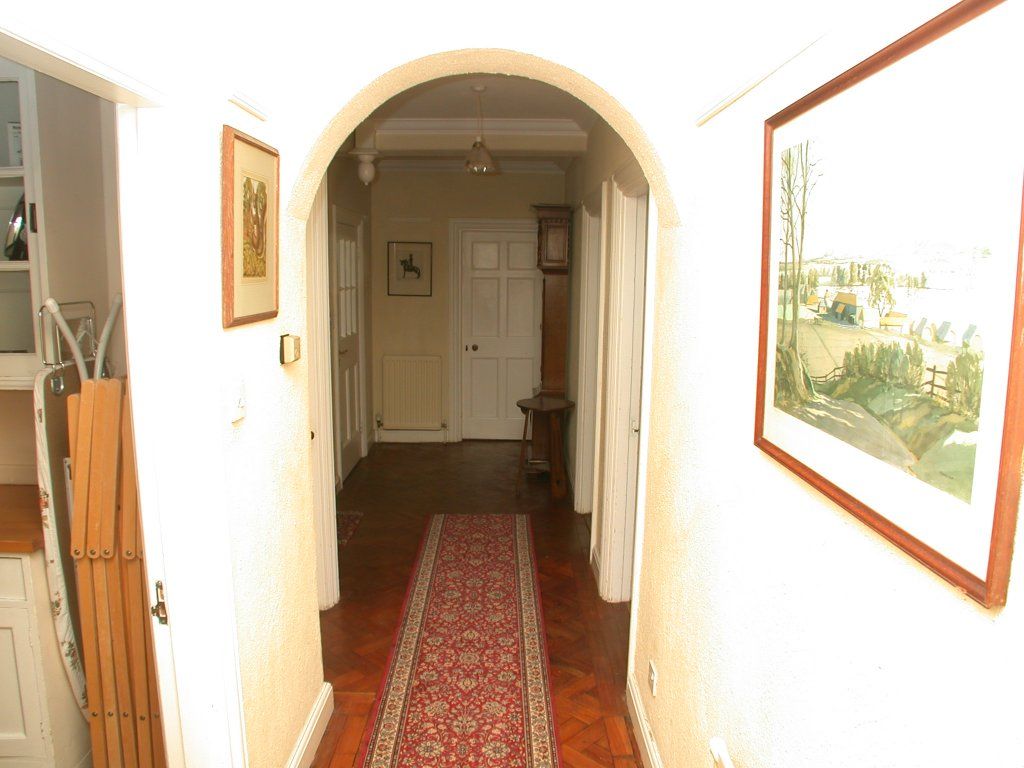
[515,395,575,499]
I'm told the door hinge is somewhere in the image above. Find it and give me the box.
[151,580,168,625]
[29,203,39,233]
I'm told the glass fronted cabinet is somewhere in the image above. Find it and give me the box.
[0,60,44,388]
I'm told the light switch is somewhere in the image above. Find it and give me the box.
[230,380,246,424]
[280,334,301,364]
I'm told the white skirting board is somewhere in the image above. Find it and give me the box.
[626,673,665,768]
[285,682,334,768]
[377,429,445,443]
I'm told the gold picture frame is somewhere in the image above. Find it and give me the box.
[222,125,279,327]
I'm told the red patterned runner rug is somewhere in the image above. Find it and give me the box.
[358,513,560,767]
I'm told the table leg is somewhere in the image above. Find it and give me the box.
[515,409,530,497]
[548,412,568,499]
[531,411,550,463]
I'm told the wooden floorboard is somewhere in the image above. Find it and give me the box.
[311,441,636,767]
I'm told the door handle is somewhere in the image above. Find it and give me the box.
[472,344,479,351]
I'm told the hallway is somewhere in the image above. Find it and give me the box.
[312,441,639,767]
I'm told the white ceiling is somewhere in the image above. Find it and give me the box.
[369,74,599,128]
[353,75,600,172]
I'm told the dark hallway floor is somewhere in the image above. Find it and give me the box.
[311,441,639,767]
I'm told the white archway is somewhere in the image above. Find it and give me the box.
[285,49,679,613]
[285,49,678,226]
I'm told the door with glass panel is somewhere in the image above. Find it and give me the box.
[331,220,363,482]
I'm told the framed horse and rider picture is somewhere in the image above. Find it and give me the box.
[388,241,432,297]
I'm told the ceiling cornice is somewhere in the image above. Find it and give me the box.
[378,157,567,175]
[372,117,587,136]
[355,117,589,158]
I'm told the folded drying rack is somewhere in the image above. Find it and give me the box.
[68,379,166,767]
[42,295,167,767]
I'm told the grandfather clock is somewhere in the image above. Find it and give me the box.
[531,204,572,461]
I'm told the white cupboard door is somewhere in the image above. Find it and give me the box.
[331,222,363,482]
[0,606,44,759]
[461,229,542,440]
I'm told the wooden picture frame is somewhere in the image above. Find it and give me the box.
[754,0,1024,607]
[222,125,279,327]
[387,242,432,297]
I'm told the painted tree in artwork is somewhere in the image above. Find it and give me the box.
[779,150,795,346]
[868,263,896,321]
[775,140,819,406]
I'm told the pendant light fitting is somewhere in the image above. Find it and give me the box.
[465,84,499,175]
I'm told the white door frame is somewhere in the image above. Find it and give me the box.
[356,217,369,457]
[447,218,537,443]
[626,192,659,716]
[594,162,650,603]
[310,200,370,611]
[307,180,341,610]
[572,188,605,516]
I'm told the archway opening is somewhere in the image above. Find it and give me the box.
[291,50,677,767]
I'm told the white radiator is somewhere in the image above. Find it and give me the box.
[382,355,443,430]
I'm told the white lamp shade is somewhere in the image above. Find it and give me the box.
[350,150,379,185]
[357,157,376,185]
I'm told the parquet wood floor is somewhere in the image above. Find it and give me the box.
[312,441,640,767]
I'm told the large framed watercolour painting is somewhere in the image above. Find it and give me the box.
[387,242,432,297]
[222,125,279,327]
[754,0,1024,607]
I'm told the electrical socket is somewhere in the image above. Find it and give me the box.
[648,660,658,697]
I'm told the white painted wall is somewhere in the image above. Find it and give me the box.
[36,73,124,373]
[369,169,563,434]
[7,1,1021,766]
[631,5,1024,768]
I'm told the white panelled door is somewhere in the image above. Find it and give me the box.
[331,222,363,482]
[461,229,542,439]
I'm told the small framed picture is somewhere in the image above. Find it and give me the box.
[388,242,432,297]
[221,125,279,327]
[7,122,22,166]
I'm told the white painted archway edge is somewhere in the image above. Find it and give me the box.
[295,50,679,621]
